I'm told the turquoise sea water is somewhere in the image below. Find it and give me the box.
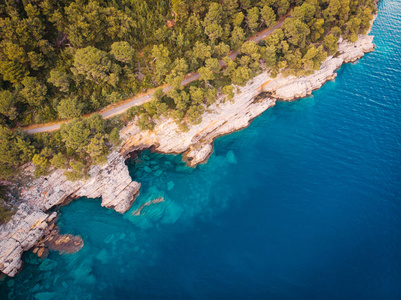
[2,1,401,299]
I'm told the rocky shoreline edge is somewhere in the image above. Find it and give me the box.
[0,26,375,277]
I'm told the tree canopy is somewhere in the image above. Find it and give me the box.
[0,0,377,181]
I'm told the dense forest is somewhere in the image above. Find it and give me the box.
[0,0,376,191]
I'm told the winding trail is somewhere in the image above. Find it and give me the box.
[24,20,284,134]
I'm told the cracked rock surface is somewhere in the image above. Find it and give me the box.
[0,152,140,277]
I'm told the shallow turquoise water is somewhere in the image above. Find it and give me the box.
[2,1,401,299]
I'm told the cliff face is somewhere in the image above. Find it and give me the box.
[0,32,375,277]
[0,152,140,277]
[120,74,277,166]
[262,36,375,101]
[0,204,57,277]
[120,34,375,167]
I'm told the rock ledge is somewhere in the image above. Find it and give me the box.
[0,152,140,277]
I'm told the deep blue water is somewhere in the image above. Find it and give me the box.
[2,1,401,299]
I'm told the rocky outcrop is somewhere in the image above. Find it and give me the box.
[132,197,165,216]
[262,35,375,101]
[20,151,140,213]
[121,85,276,167]
[0,152,140,277]
[0,204,56,277]
[120,33,375,167]
[33,223,84,257]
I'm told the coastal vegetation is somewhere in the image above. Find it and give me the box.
[0,114,121,183]
[0,185,15,224]
[0,0,376,184]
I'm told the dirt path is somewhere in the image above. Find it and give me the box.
[24,20,285,134]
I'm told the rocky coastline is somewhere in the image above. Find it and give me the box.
[0,28,375,277]
[120,33,375,167]
[0,152,140,277]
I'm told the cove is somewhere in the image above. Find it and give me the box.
[1,1,401,299]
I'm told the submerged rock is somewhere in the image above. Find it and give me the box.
[175,164,194,173]
[6,279,14,287]
[104,234,114,244]
[226,150,238,164]
[95,249,109,264]
[38,259,57,272]
[25,253,42,265]
[45,233,84,255]
[132,197,165,216]
[32,283,40,292]
[160,201,184,224]
[167,181,175,191]
[34,292,56,300]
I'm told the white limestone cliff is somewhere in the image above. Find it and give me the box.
[0,152,140,277]
[120,34,375,166]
